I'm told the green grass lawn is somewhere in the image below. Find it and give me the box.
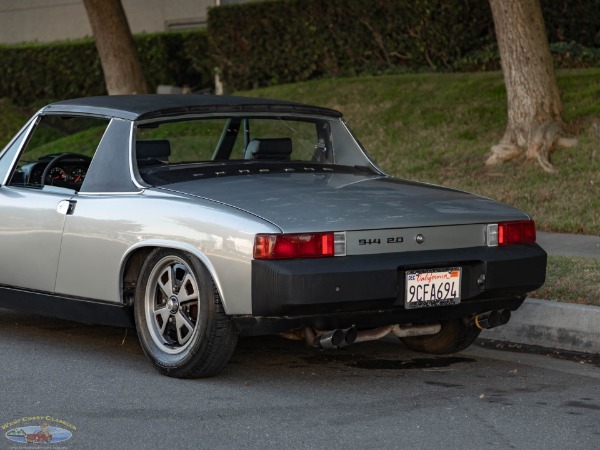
[532,256,600,306]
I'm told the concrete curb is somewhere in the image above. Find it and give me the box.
[480,298,600,354]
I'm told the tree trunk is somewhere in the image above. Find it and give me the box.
[487,0,576,173]
[83,0,148,95]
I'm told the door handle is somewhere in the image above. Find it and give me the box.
[56,200,76,215]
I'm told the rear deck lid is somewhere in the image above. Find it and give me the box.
[159,171,529,233]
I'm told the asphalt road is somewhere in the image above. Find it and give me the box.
[1,309,599,450]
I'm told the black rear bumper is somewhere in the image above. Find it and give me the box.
[242,244,546,336]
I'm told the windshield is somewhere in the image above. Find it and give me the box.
[134,115,379,185]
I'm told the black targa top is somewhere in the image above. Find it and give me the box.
[41,95,342,193]
[43,94,343,121]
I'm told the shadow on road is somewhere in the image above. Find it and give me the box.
[0,308,477,380]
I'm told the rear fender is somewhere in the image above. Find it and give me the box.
[120,240,230,313]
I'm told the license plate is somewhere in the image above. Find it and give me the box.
[404,267,461,309]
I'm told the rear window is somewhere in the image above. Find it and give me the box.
[133,114,379,186]
[135,116,332,166]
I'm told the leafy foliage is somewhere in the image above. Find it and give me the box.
[0,39,105,107]
[208,0,600,91]
[0,31,211,106]
[541,0,600,47]
[0,0,598,105]
[208,0,494,91]
[550,42,600,68]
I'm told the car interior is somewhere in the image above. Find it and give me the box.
[5,115,109,192]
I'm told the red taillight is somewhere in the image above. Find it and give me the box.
[254,233,335,259]
[498,220,536,245]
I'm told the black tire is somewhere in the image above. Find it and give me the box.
[399,318,481,354]
[134,248,238,378]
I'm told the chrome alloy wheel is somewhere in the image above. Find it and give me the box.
[144,255,200,354]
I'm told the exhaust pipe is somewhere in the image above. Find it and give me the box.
[316,329,345,349]
[499,309,511,325]
[473,310,511,330]
[303,326,357,349]
[301,323,442,348]
[355,323,442,343]
[391,323,442,338]
[339,326,357,347]
[473,311,499,329]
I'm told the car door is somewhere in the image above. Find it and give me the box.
[0,114,109,293]
[0,187,74,292]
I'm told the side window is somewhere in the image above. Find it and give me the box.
[0,127,30,185]
[8,115,109,191]
[136,118,232,164]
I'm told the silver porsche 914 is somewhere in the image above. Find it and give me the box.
[0,95,546,378]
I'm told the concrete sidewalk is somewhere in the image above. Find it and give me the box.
[536,231,600,259]
[481,232,600,355]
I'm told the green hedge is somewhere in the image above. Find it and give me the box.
[0,0,598,106]
[542,0,600,47]
[0,40,104,107]
[208,0,493,90]
[209,0,600,91]
[0,30,211,106]
[137,31,213,94]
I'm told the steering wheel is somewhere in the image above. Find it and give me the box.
[41,153,92,187]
